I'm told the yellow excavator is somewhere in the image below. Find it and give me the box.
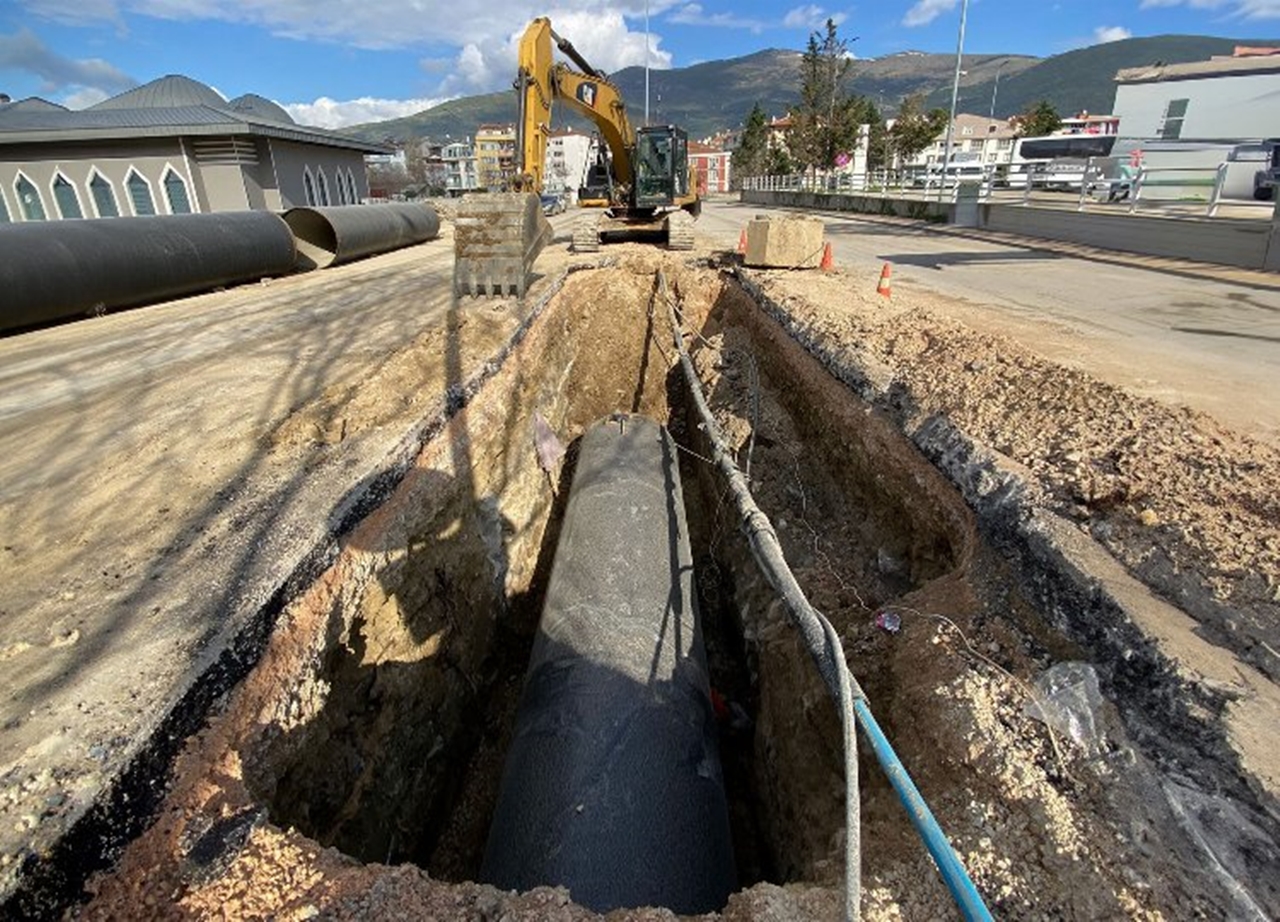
[454,17,700,296]
[511,16,700,251]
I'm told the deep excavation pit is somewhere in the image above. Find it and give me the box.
[239,258,973,901]
[77,251,1270,919]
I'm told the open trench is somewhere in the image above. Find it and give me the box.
[247,257,975,888]
[77,251,1270,919]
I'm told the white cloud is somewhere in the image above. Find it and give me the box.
[903,0,958,27]
[1093,25,1132,42]
[1137,0,1227,8]
[782,5,846,29]
[19,0,124,27]
[41,2,677,97]
[540,9,672,70]
[283,95,450,129]
[668,3,767,31]
[0,27,136,95]
[1137,0,1280,13]
[61,86,112,108]
[1235,0,1280,15]
[434,6,672,91]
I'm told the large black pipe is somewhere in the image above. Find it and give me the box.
[0,212,296,333]
[283,202,440,271]
[480,414,736,914]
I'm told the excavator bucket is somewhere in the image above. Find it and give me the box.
[453,192,553,298]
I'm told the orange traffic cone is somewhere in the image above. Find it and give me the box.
[819,242,834,271]
[737,227,748,254]
[876,262,892,298]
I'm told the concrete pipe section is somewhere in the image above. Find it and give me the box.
[283,202,441,271]
[480,414,736,914]
[0,212,296,333]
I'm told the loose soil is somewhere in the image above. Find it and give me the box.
[62,227,1280,920]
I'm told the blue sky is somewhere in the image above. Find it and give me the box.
[2,0,1278,126]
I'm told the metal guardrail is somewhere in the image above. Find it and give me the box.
[741,161,1278,220]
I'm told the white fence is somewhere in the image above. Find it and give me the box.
[740,160,1277,220]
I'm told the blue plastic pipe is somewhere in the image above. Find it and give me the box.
[853,698,994,922]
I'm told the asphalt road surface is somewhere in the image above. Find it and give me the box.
[699,198,1280,443]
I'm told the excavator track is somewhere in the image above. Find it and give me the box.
[665,211,695,251]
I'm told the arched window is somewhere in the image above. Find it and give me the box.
[163,169,192,214]
[303,168,316,206]
[316,168,330,206]
[0,190,10,223]
[347,169,359,204]
[52,174,83,219]
[15,174,46,221]
[334,170,346,205]
[89,172,119,218]
[126,171,156,216]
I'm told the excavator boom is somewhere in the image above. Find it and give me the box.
[515,18,635,193]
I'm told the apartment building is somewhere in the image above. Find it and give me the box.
[475,124,515,190]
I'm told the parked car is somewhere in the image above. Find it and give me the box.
[1248,139,1280,201]
[540,193,567,215]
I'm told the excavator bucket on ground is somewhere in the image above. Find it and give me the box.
[454,192,554,298]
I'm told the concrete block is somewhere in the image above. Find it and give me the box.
[744,215,825,268]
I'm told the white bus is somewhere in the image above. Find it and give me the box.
[993,134,1119,190]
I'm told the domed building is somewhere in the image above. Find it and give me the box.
[0,74,388,222]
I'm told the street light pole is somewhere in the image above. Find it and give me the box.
[644,0,650,126]
[939,0,969,198]
[989,60,1004,121]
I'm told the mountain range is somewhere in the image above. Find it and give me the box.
[345,35,1279,144]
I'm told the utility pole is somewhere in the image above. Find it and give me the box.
[939,0,969,199]
[644,0,650,126]
[989,60,1004,121]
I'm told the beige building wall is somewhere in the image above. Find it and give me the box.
[271,139,367,208]
[184,136,260,212]
[0,135,372,220]
[243,139,280,210]
[0,138,201,220]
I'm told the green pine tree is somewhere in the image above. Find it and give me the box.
[732,103,770,181]
[890,93,949,162]
[791,19,860,170]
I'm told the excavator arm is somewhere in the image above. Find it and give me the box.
[514,17,634,196]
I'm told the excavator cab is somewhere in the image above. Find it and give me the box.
[634,126,689,209]
[579,139,613,206]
